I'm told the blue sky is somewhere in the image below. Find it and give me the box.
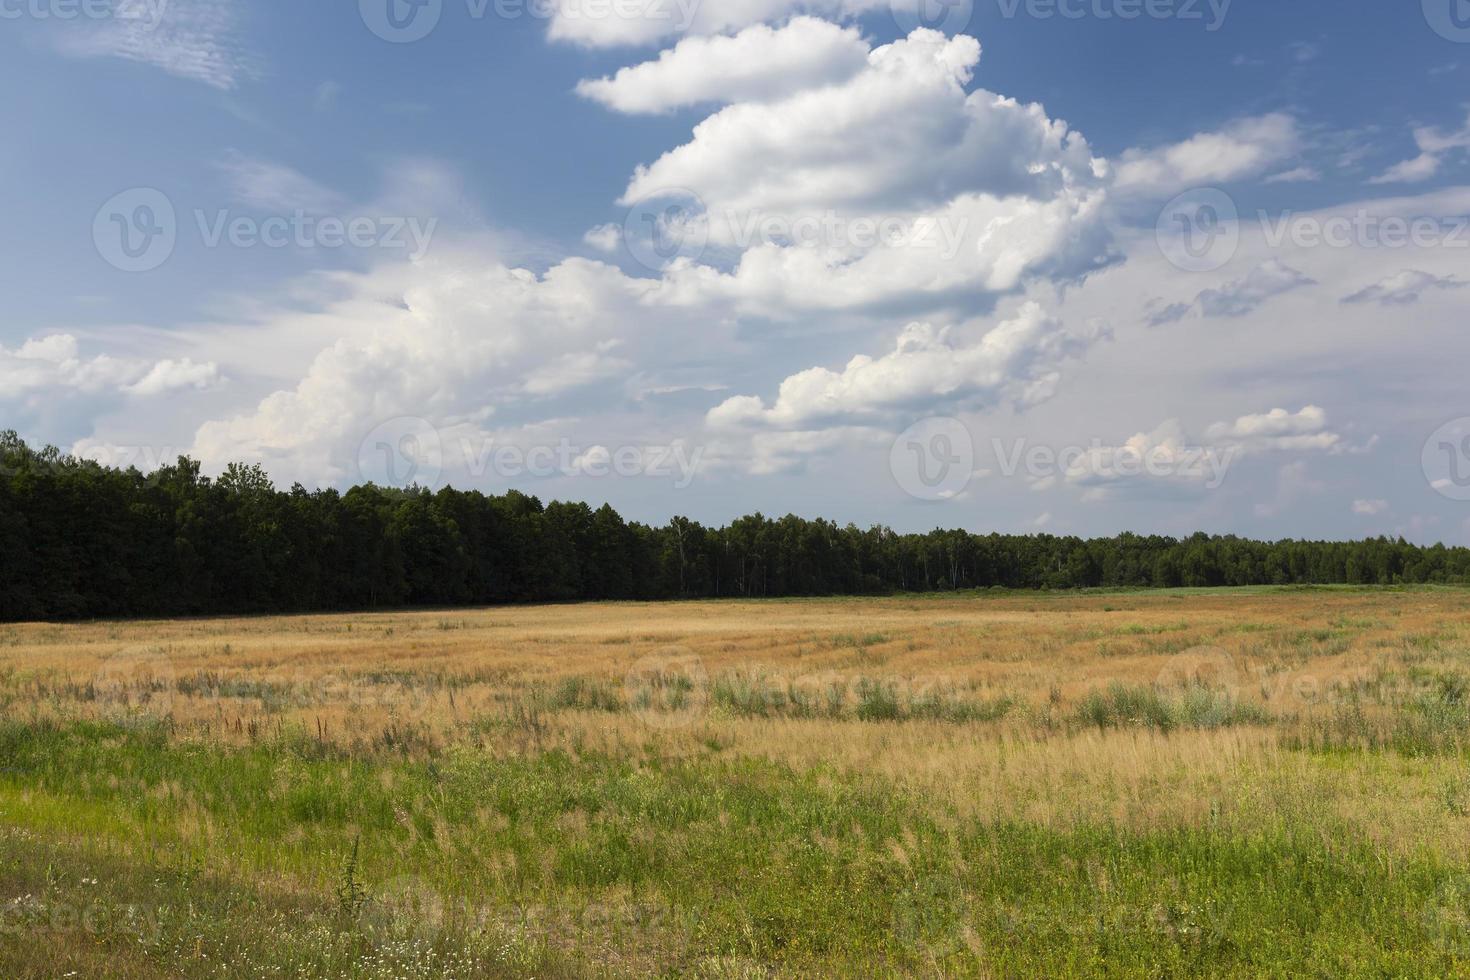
[3,0,1469,542]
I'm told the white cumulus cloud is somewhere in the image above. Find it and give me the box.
[1066,407,1350,500]
[124,359,222,396]
[707,301,1104,431]
[1204,405,1342,454]
[1114,113,1301,199]
[575,17,869,114]
[617,30,1112,314]
[623,32,1099,215]
[186,249,720,487]
[0,335,220,400]
[546,0,885,48]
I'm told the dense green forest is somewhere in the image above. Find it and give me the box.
[3,430,1468,620]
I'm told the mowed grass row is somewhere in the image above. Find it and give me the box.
[1,718,1468,977]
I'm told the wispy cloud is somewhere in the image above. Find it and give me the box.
[1342,270,1468,307]
[216,151,344,213]
[54,0,253,91]
[1369,112,1470,185]
[1147,260,1317,326]
[1265,165,1321,184]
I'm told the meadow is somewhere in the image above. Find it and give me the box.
[2,586,1470,977]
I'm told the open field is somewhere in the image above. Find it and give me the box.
[3,587,1470,977]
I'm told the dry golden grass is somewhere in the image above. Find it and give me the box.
[3,587,1469,854]
[4,586,1454,690]
[4,588,1470,977]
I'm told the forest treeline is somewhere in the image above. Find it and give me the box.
[3,431,1468,621]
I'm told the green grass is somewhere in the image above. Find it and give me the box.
[708,672,1012,724]
[545,675,623,713]
[1075,683,1272,733]
[1285,684,1470,758]
[1,718,1468,976]
[0,828,569,979]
